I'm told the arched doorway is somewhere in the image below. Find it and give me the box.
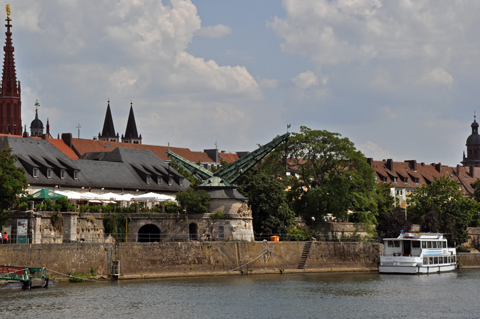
[189,223,199,240]
[138,224,161,242]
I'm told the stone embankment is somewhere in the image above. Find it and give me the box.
[0,241,382,279]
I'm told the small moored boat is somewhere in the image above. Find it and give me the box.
[379,232,458,274]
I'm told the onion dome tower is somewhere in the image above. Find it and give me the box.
[122,101,142,144]
[462,114,480,167]
[0,5,21,135]
[98,99,119,142]
[30,100,43,137]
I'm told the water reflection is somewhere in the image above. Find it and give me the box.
[0,270,478,318]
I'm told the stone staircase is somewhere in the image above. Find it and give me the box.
[297,241,313,269]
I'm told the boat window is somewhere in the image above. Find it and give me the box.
[423,257,428,265]
[452,256,456,263]
[422,241,426,248]
[434,257,438,264]
[429,257,433,264]
[443,242,447,248]
[432,242,437,248]
[387,241,394,247]
[394,241,400,247]
[427,241,432,248]
[412,241,420,248]
[444,257,447,263]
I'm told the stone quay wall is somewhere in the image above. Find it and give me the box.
[0,241,381,279]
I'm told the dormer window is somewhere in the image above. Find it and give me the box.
[414,178,419,184]
[60,169,66,179]
[74,170,79,180]
[47,169,53,179]
[146,175,152,184]
[393,177,398,183]
[168,176,172,186]
[157,176,162,184]
[33,168,39,178]
[179,177,184,187]
[403,177,408,183]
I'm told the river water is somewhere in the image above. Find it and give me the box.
[1,270,479,319]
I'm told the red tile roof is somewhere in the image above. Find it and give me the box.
[48,139,79,159]
[70,138,213,163]
[218,152,240,163]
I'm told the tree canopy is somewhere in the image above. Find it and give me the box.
[408,176,478,246]
[261,126,379,230]
[237,169,295,234]
[176,188,211,214]
[0,144,28,211]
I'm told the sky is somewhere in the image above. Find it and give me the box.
[5,0,480,166]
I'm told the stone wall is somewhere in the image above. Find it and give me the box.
[0,241,381,279]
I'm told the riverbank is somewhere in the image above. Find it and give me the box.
[0,241,381,280]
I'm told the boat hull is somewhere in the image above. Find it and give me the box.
[379,264,457,274]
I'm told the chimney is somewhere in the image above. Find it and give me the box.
[62,133,73,148]
[435,163,442,173]
[456,164,460,175]
[470,166,475,178]
[46,118,50,137]
[367,158,373,167]
[386,159,393,171]
[405,160,417,171]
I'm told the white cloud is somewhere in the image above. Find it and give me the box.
[419,68,454,86]
[260,78,279,89]
[292,70,319,89]
[196,24,232,38]
[358,141,393,160]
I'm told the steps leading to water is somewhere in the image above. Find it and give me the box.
[297,241,313,269]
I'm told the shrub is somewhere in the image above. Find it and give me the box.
[211,211,225,219]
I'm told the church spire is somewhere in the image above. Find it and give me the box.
[0,4,21,134]
[98,99,118,142]
[122,100,142,144]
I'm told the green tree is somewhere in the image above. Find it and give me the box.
[376,207,413,238]
[176,188,211,214]
[237,169,295,234]
[0,144,28,211]
[408,176,478,246]
[263,126,377,228]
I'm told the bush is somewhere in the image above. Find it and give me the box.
[18,202,28,211]
[211,211,225,219]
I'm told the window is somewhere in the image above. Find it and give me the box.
[388,241,394,247]
[393,177,398,183]
[157,176,162,184]
[146,175,152,184]
[168,177,172,186]
[218,226,225,240]
[434,257,438,264]
[443,257,447,263]
[412,241,420,248]
[403,177,408,183]
[396,190,403,195]
[422,241,426,249]
[432,242,437,248]
[61,170,66,179]
[427,241,432,248]
[443,242,446,248]
[429,257,433,264]
[74,170,79,180]
[414,178,419,184]
[33,168,39,178]
[47,169,53,179]
[423,257,428,265]
[383,176,388,182]
[459,186,462,190]
[393,241,400,247]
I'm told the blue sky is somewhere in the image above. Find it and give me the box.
[6,0,480,165]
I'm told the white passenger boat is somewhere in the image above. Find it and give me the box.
[379,232,458,274]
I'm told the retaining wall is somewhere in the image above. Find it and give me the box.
[0,241,381,279]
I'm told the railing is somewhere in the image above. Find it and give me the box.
[0,232,383,244]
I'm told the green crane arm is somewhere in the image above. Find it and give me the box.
[214,132,290,184]
[166,149,213,182]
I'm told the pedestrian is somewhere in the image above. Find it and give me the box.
[0,230,2,244]
[3,232,8,244]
